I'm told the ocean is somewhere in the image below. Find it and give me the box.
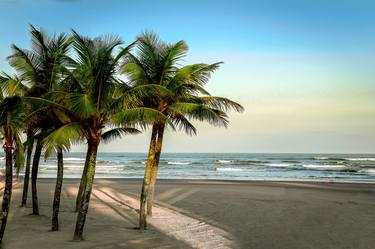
[1,153,375,183]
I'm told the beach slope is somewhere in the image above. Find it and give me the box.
[3,179,375,249]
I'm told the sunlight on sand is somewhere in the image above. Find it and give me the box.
[67,185,234,248]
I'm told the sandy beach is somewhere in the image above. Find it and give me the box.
[1,179,374,249]
[0,0,374,248]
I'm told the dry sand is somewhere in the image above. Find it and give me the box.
[2,179,375,249]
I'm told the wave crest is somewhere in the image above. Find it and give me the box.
[216,167,251,172]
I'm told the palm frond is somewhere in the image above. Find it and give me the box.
[23,96,70,113]
[0,73,29,97]
[158,40,188,85]
[7,45,39,84]
[42,122,85,158]
[101,127,141,144]
[67,93,97,118]
[168,102,228,127]
[13,131,25,172]
[194,96,244,113]
[170,62,223,88]
[169,113,197,136]
[112,107,174,129]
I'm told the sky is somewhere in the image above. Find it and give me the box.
[0,0,374,153]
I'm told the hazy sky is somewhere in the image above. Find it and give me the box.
[0,0,374,153]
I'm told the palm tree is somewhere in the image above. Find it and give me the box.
[0,71,70,232]
[0,74,29,176]
[38,92,86,231]
[122,32,244,229]
[33,30,167,239]
[7,25,71,213]
[0,93,25,243]
[40,31,144,240]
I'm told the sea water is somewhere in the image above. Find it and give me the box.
[1,153,375,183]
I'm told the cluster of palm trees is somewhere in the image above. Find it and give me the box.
[0,25,243,243]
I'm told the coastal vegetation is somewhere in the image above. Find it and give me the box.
[0,25,243,242]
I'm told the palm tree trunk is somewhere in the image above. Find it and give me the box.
[31,140,43,215]
[0,131,13,242]
[146,124,165,217]
[51,148,63,231]
[73,136,99,241]
[139,125,158,230]
[21,131,34,207]
[75,151,90,212]
[15,154,20,178]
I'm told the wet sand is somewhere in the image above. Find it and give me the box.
[3,179,375,249]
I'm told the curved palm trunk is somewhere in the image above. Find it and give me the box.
[0,131,13,242]
[51,148,63,231]
[31,140,43,215]
[139,125,158,230]
[73,136,99,241]
[75,151,91,212]
[21,131,34,207]
[146,124,165,216]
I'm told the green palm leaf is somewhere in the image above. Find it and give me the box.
[169,113,197,136]
[101,127,141,144]
[13,131,25,172]
[112,107,173,129]
[42,122,85,157]
[0,73,29,97]
[193,96,244,113]
[168,102,228,127]
[67,93,97,118]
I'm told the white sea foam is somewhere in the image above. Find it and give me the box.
[167,162,190,165]
[0,157,4,160]
[216,167,247,172]
[359,169,375,175]
[40,164,124,170]
[64,157,86,161]
[266,163,292,167]
[314,157,329,160]
[216,160,233,164]
[302,164,346,170]
[345,158,375,161]
[62,165,84,168]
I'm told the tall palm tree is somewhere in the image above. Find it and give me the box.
[0,73,28,176]
[1,71,69,231]
[7,25,71,213]
[41,31,145,240]
[0,93,25,243]
[122,32,244,229]
[37,30,167,239]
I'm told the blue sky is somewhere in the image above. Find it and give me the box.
[0,0,374,153]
